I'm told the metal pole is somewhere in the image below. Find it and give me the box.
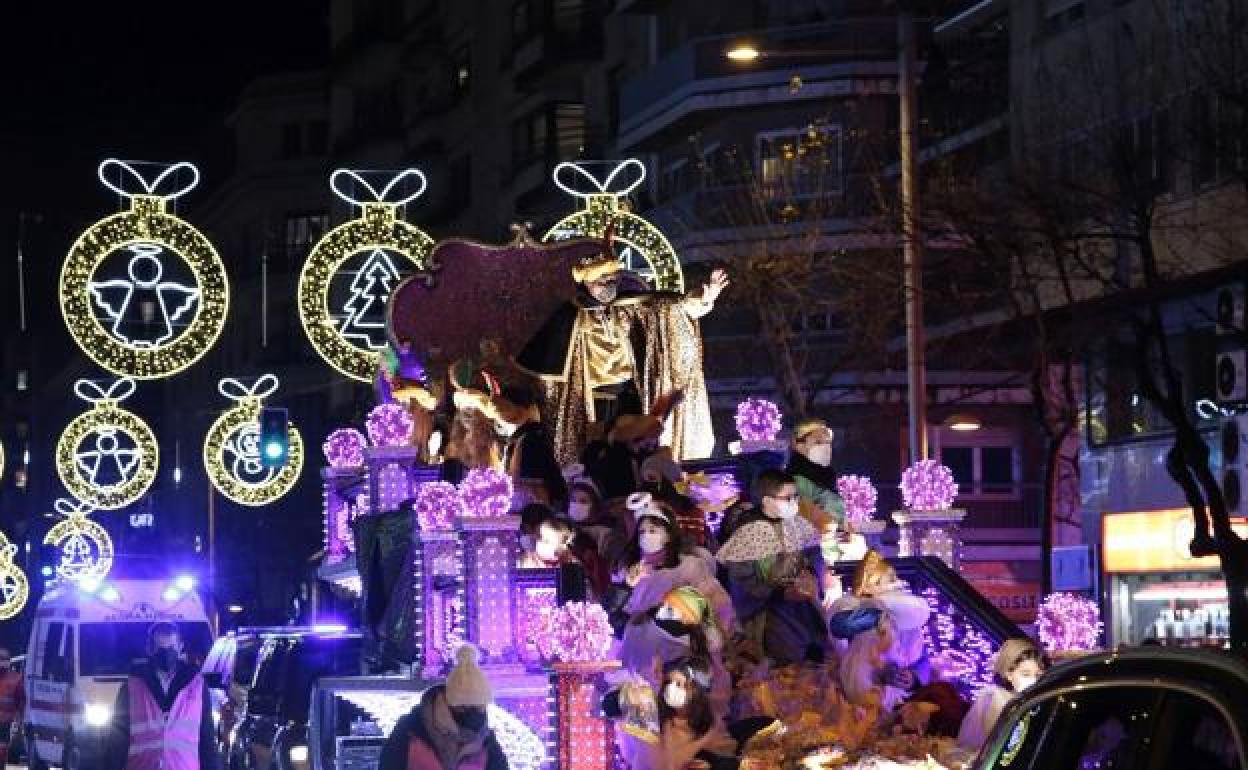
[899,9,928,463]
[208,485,218,635]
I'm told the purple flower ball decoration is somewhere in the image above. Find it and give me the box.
[414,481,464,531]
[1037,592,1102,653]
[836,475,878,526]
[900,459,959,510]
[734,397,782,442]
[323,428,368,468]
[534,601,614,663]
[457,467,514,518]
[366,403,414,447]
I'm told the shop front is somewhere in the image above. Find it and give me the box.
[1101,508,1247,647]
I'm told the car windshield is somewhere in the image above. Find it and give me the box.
[244,635,362,718]
[79,622,214,676]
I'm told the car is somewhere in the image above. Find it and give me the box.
[205,626,363,770]
[975,647,1248,770]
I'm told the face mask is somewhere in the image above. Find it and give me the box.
[153,647,179,673]
[535,539,561,563]
[453,707,488,732]
[639,532,667,555]
[496,422,518,438]
[568,502,592,522]
[807,445,833,467]
[663,683,688,710]
[590,284,618,304]
[769,499,799,520]
[1010,673,1038,692]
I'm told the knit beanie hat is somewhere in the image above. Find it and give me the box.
[446,644,493,708]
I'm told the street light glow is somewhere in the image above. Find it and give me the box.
[725,44,761,62]
[944,414,983,432]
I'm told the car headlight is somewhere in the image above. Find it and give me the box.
[288,744,309,763]
[84,702,112,727]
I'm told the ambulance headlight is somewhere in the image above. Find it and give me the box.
[85,702,112,727]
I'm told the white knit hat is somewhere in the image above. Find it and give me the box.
[446,644,493,708]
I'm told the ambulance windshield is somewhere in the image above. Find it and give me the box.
[80,622,214,677]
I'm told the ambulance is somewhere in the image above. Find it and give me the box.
[24,575,213,770]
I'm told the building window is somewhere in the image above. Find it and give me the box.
[281,123,303,159]
[512,110,549,170]
[284,212,329,262]
[554,102,586,160]
[756,126,843,197]
[453,44,471,96]
[16,370,28,391]
[937,429,1019,498]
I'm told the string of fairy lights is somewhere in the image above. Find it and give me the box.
[0,158,685,619]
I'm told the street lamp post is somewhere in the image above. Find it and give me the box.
[726,11,930,462]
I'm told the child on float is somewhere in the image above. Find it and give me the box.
[604,493,732,639]
[957,637,1046,751]
[516,504,576,569]
[717,469,832,667]
[830,551,932,712]
[561,464,626,596]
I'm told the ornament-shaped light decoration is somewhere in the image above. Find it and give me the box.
[366,402,414,447]
[900,459,958,510]
[414,481,464,531]
[458,467,513,517]
[44,498,115,583]
[323,427,368,468]
[61,159,229,379]
[1037,592,1102,653]
[734,397,783,442]
[56,378,158,510]
[544,159,684,291]
[534,601,614,663]
[836,475,879,526]
[298,169,436,382]
[203,375,304,506]
[0,529,29,620]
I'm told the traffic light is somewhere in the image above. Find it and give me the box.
[259,407,290,469]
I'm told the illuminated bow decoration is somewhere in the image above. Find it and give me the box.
[98,159,200,201]
[73,377,137,405]
[53,497,97,519]
[218,374,280,405]
[552,159,646,199]
[329,168,428,208]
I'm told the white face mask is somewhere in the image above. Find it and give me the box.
[663,683,687,710]
[1010,674,1037,692]
[535,539,560,562]
[807,444,832,467]
[770,499,799,520]
[496,422,518,438]
[568,502,592,522]
[639,532,667,555]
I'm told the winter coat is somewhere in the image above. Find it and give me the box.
[106,662,220,770]
[379,686,508,770]
[957,683,1014,751]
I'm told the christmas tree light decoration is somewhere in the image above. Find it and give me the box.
[56,378,158,510]
[734,397,783,442]
[298,168,436,382]
[60,159,229,379]
[545,159,684,292]
[533,601,614,663]
[0,530,29,620]
[44,498,115,583]
[323,428,368,468]
[1037,592,1102,653]
[366,403,414,447]
[203,375,304,506]
[836,475,879,525]
[414,481,463,530]
[900,459,959,510]
[458,467,514,517]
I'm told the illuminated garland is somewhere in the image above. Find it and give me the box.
[734,397,782,442]
[60,159,229,379]
[836,475,878,525]
[203,375,304,506]
[56,378,158,510]
[44,498,115,583]
[457,467,514,517]
[534,601,614,662]
[0,529,29,620]
[1037,592,1102,653]
[899,459,958,510]
[544,159,684,292]
[298,169,435,382]
[366,402,414,447]
[414,481,463,531]
[324,428,368,468]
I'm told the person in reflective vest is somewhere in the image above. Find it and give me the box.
[0,648,24,766]
[105,622,220,770]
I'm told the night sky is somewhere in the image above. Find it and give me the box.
[0,0,329,357]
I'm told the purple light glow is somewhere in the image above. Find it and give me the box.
[414,481,463,530]
[534,601,613,663]
[1037,592,1102,653]
[836,475,878,525]
[734,397,782,442]
[366,403,414,447]
[323,428,368,468]
[458,468,514,518]
[900,459,959,510]
[918,585,996,694]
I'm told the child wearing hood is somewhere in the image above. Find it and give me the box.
[380,645,509,770]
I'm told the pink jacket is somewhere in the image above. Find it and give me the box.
[125,673,204,770]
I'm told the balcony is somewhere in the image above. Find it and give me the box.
[510,1,606,83]
[618,21,901,151]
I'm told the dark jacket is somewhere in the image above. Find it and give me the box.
[379,686,509,770]
[106,660,221,770]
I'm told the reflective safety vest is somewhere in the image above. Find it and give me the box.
[126,674,203,770]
